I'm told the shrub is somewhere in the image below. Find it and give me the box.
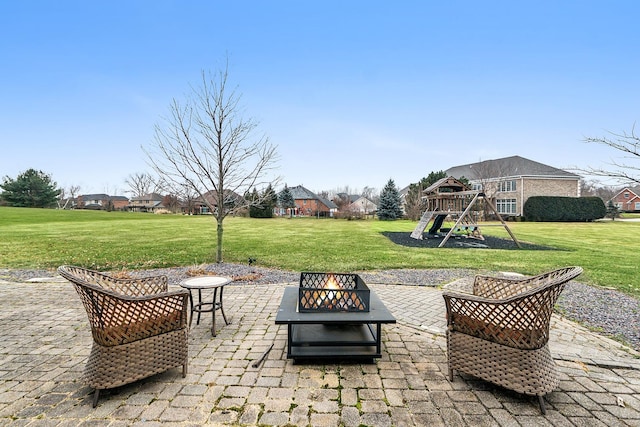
[154,209,173,215]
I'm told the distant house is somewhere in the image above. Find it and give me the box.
[337,193,377,215]
[446,155,580,217]
[195,189,245,215]
[78,194,110,210]
[77,194,129,211]
[110,196,130,210]
[128,193,165,212]
[276,185,337,217]
[609,186,640,212]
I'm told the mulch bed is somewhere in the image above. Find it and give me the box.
[382,232,554,250]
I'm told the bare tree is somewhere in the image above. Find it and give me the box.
[361,186,376,216]
[579,179,617,202]
[144,64,279,263]
[466,159,512,219]
[332,193,352,212]
[162,194,182,213]
[57,184,81,209]
[579,125,640,185]
[125,172,161,198]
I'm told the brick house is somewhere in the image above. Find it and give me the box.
[194,189,245,215]
[77,194,129,211]
[609,186,640,212]
[446,155,580,217]
[276,185,337,217]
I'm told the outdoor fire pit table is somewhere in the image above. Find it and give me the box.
[275,273,396,363]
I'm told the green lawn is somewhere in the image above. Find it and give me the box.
[1,206,638,297]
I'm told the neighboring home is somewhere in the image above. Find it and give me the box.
[446,155,580,217]
[276,185,338,217]
[128,193,165,212]
[77,194,129,211]
[109,196,130,210]
[338,193,377,215]
[195,189,245,215]
[609,186,640,212]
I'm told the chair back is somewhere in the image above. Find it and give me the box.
[448,266,583,349]
[58,265,167,296]
[504,266,582,348]
[58,265,184,346]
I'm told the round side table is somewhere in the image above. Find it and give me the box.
[180,276,232,336]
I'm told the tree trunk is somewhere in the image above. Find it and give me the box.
[216,217,224,263]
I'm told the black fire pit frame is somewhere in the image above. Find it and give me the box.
[275,287,396,363]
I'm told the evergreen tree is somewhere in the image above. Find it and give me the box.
[278,185,296,217]
[263,184,277,210]
[377,179,403,220]
[249,186,276,218]
[0,169,60,208]
[606,200,620,221]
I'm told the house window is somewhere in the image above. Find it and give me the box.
[635,202,640,211]
[472,183,482,192]
[624,192,630,199]
[498,180,516,192]
[496,198,517,215]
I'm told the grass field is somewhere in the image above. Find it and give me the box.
[1,206,638,297]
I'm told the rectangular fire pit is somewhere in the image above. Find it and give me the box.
[276,273,396,363]
[298,272,370,313]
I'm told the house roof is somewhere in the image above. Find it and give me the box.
[284,185,338,209]
[318,196,338,209]
[336,193,361,203]
[423,177,470,194]
[130,193,164,202]
[199,189,244,206]
[446,155,579,181]
[79,194,129,201]
[288,185,318,200]
[610,186,640,201]
[350,195,375,204]
[79,194,110,200]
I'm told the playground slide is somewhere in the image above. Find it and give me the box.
[428,214,447,234]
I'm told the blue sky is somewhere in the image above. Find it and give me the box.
[1,1,638,196]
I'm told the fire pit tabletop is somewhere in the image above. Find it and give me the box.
[276,287,396,324]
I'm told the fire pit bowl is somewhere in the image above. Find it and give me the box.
[298,272,370,312]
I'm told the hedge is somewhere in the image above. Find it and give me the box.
[523,196,606,222]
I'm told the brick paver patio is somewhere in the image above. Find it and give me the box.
[1,278,639,426]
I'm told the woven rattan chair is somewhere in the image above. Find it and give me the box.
[58,265,190,407]
[442,266,583,414]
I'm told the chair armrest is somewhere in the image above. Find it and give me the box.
[442,290,551,350]
[87,289,189,346]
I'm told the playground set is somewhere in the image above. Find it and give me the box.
[410,177,520,248]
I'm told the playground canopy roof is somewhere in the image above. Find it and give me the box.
[422,177,472,196]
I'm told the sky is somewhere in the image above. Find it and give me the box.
[1,1,639,197]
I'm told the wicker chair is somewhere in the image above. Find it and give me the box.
[442,266,583,414]
[58,265,190,407]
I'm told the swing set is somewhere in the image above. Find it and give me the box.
[410,177,520,248]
